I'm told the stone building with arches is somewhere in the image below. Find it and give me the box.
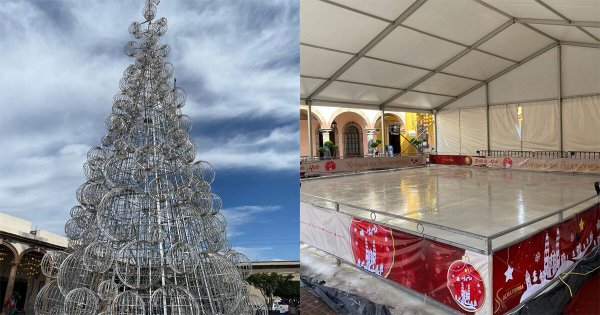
[0,212,67,314]
[300,105,435,159]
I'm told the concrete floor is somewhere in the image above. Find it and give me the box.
[301,165,599,251]
[301,244,455,315]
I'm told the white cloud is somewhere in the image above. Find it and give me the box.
[195,126,299,171]
[221,205,281,238]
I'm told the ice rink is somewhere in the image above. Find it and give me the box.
[301,165,599,251]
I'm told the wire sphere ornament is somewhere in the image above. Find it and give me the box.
[34,280,65,315]
[57,252,105,296]
[226,250,253,280]
[83,242,115,273]
[111,290,147,315]
[116,240,163,289]
[40,251,68,278]
[63,287,99,315]
[97,280,119,302]
[149,285,199,315]
[195,253,244,314]
[167,242,200,274]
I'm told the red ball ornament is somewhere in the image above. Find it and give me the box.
[447,257,485,312]
[349,218,395,277]
[325,160,336,171]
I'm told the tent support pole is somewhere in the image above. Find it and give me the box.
[307,100,313,158]
[557,45,563,153]
[434,110,438,154]
[381,107,386,156]
[486,83,490,153]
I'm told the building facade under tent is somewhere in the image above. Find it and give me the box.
[299,0,600,314]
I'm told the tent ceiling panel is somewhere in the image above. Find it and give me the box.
[542,0,600,22]
[327,0,416,21]
[412,73,480,96]
[301,77,326,99]
[582,27,600,39]
[402,0,508,45]
[300,0,388,53]
[339,58,429,89]
[366,26,465,69]
[530,24,599,43]
[562,45,600,97]
[480,0,559,19]
[443,50,515,80]
[318,81,399,105]
[489,47,558,104]
[390,91,452,109]
[478,23,555,61]
[443,86,486,110]
[300,45,353,78]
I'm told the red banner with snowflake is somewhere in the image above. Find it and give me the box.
[492,204,600,314]
[349,218,491,313]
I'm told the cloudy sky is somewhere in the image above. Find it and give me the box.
[0,0,299,261]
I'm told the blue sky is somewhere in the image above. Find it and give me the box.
[0,0,299,261]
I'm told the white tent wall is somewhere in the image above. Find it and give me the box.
[437,44,600,155]
[459,107,487,155]
[435,107,487,155]
[489,104,521,151]
[436,110,460,155]
[521,100,560,151]
[563,95,600,152]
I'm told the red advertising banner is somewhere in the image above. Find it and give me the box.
[473,156,600,174]
[349,218,491,313]
[430,155,480,166]
[492,205,600,314]
[300,156,425,175]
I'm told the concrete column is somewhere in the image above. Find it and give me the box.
[24,277,33,312]
[366,129,377,156]
[3,263,18,308]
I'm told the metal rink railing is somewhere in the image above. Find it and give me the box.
[301,192,599,256]
[480,150,600,160]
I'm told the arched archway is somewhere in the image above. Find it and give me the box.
[15,249,45,311]
[343,122,363,157]
[374,113,405,156]
[330,110,369,157]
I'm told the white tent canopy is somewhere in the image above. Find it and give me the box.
[300,0,600,153]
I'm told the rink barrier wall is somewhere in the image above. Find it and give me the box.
[301,183,600,314]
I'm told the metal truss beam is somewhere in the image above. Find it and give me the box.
[560,41,600,48]
[301,75,458,98]
[301,98,433,114]
[517,18,600,28]
[305,0,428,101]
[534,0,600,43]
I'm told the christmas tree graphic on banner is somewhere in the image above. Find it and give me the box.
[34,1,267,314]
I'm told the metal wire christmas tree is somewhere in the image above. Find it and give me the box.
[34,1,267,314]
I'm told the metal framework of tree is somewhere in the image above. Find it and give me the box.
[34,1,267,314]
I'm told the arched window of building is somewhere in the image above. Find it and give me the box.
[344,122,362,157]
